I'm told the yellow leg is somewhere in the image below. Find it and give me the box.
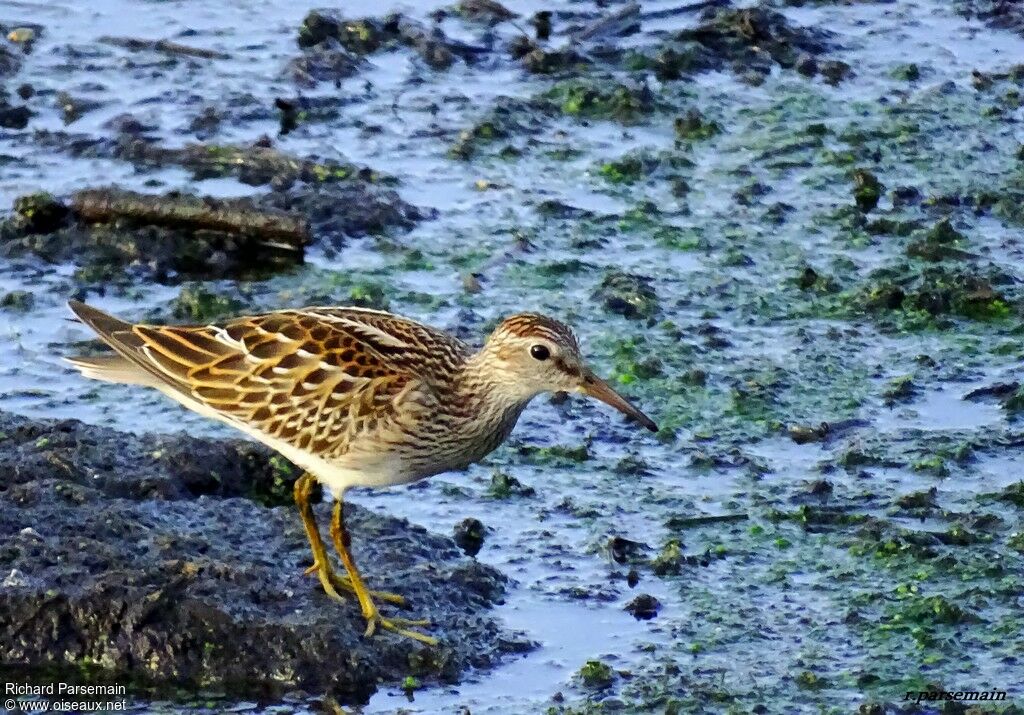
[293,472,404,606]
[330,497,437,645]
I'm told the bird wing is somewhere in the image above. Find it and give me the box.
[68,301,470,456]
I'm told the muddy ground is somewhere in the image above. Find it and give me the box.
[1,0,1024,713]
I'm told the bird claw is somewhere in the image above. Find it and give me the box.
[364,611,437,646]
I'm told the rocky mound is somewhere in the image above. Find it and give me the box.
[0,411,528,705]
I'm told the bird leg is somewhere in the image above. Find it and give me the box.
[329,497,437,645]
[293,472,404,606]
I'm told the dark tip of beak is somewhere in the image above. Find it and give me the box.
[581,372,658,433]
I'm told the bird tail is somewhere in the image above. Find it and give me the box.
[65,300,159,387]
[64,354,158,386]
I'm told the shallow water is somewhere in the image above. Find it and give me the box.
[3,0,1024,712]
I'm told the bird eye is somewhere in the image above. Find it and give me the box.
[530,344,550,361]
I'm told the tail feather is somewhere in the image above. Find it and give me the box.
[68,300,138,347]
[65,354,158,386]
[66,300,165,387]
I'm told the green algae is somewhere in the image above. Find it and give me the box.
[171,284,245,322]
[651,539,683,576]
[517,443,590,466]
[544,79,655,124]
[852,169,882,213]
[487,470,536,499]
[577,660,614,689]
[0,290,34,312]
[673,109,721,143]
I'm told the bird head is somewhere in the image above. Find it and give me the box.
[480,313,658,432]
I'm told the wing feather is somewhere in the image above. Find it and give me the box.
[67,302,469,460]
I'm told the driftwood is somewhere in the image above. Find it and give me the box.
[69,188,308,251]
[98,35,230,60]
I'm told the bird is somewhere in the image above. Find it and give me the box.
[65,300,657,644]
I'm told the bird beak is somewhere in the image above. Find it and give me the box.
[581,371,658,432]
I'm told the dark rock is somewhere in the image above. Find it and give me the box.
[674,108,721,142]
[0,411,522,703]
[453,517,486,556]
[488,471,535,498]
[535,200,594,220]
[25,134,427,246]
[56,91,103,124]
[286,41,363,86]
[594,271,659,320]
[958,0,1024,38]
[507,33,534,60]
[457,0,517,25]
[0,44,21,76]
[297,11,397,54]
[259,181,427,243]
[676,4,832,73]
[522,47,587,74]
[0,411,298,503]
[0,101,31,129]
[187,106,222,137]
[608,536,648,564]
[297,9,347,48]
[819,59,853,84]
[794,53,817,77]
[0,188,308,284]
[623,594,661,620]
[295,10,479,71]
[0,290,34,312]
[892,185,922,207]
[170,284,246,323]
[852,169,882,213]
[864,264,1012,321]
[906,218,974,262]
[641,42,720,81]
[103,113,157,136]
[10,192,69,233]
[532,10,552,40]
[546,79,655,124]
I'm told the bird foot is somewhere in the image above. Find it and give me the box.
[304,560,407,606]
[364,609,437,646]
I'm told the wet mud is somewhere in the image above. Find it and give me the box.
[2,0,1024,712]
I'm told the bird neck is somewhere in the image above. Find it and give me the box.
[458,349,538,419]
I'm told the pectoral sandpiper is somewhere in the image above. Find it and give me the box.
[66,301,657,644]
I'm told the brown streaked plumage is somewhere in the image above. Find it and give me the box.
[66,300,657,644]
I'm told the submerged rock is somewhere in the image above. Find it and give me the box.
[545,78,656,124]
[456,0,518,25]
[863,264,1014,323]
[0,188,307,283]
[675,3,833,74]
[958,0,1024,37]
[453,517,486,556]
[286,41,363,86]
[20,134,427,251]
[594,271,660,320]
[0,43,22,77]
[0,89,31,128]
[852,169,882,213]
[623,593,661,620]
[0,411,523,704]
[295,9,481,71]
